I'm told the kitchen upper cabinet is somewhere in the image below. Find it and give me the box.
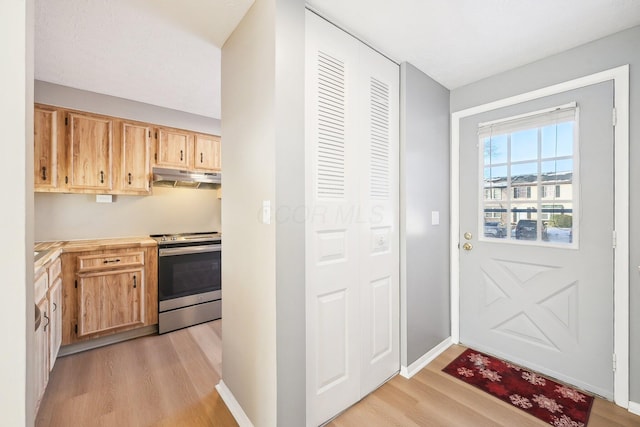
[156,127,192,169]
[34,107,59,190]
[119,122,151,194]
[34,104,220,195]
[193,134,221,172]
[67,112,114,191]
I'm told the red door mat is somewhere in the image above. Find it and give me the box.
[442,348,594,427]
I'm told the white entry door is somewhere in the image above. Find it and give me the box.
[459,81,615,399]
[305,10,399,426]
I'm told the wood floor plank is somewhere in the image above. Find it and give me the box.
[37,324,640,427]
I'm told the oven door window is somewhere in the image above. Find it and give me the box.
[159,250,221,301]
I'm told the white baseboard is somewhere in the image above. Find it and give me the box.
[216,380,254,427]
[400,337,453,379]
[628,401,640,416]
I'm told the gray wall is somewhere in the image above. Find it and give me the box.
[274,0,306,425]
[222,0,306,424]
[35,188,221,241]
[450,25,640,403]
[400,63,451,367]
[221,0,279,425]
[33,82,222,241]
[35,80,220,135]
[2,0,34,424]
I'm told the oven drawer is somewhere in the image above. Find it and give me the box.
[158,299,221,334]
[77,251,145,272]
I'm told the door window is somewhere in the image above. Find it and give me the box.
[480,105,577,246]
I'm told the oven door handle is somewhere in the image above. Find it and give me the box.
[159,244,222,257]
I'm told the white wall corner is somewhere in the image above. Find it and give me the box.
[400,337,452,379]
[628,401,640,416]
[215,380,254,427]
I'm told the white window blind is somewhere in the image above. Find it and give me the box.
[478,102,577,138]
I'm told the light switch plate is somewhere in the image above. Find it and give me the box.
[431,211,440,225]
[262,200,271,225]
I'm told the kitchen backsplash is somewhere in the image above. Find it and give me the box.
[35,186,221,241]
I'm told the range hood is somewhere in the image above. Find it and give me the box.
[152,167,221,189]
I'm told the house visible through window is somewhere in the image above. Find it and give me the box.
[479,103,577,245]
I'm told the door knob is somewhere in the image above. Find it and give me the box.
[463,242,473,251]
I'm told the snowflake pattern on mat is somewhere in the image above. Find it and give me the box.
[522,371,547,386]
[509,394,532,409]
[479,368,502,382]
[551,414,585,427]
[504,362,522,371]
[554,385,587,403]
[532,394,563,414]
[467,352,490,367]
[457,367,474,377]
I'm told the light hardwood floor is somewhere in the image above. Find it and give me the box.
[36,320,237,427]
[329,345,640,427]
[37,323,640,427]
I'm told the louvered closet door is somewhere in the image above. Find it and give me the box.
[358,44,400,396]
[305,10,399,426]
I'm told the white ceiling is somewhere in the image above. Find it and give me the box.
[35,0,640,120]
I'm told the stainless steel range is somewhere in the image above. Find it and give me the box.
[151,232,221,334]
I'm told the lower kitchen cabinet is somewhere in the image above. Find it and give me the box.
[34,294,49,411]
[61,245,157,345]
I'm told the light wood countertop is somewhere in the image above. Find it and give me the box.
[35,237,157,274]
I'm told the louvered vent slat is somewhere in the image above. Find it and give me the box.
[316,51,346,200]
[370,77,390,200]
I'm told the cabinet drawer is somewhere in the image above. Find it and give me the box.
[35,271,48,302]
[77,251,145,272]
[48,257,62,283]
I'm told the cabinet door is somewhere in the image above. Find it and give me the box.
[34,107,58,189]
[156,128,191,168]
[67,112,113,191]
[35,296,49,409]
[193,134,221,171]
[120,122,151,194]
[77,268,144,337]
[48,278,62,369]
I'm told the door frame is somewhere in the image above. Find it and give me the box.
[450,65,630,407]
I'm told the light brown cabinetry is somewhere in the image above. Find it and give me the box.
[119,122,151,194]
[34,271,49,414]
[156,127,192,169]
[154,127,221,172]
[33,106,65,191]
[193,134,221,172]
[67,112,114,191]
[34,254,63,415]
[62,245,157,345]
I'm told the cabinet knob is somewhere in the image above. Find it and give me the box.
[133,275,137,288]
[200,153,204,163]
[180,150,184,161]
[43,311,50,332]
[41,166,47,181]
[100,171,104,184]
[128,173,132,185]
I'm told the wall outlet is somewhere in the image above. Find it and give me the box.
[96,194,113,203]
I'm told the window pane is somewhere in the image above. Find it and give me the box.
[484,165,507,181]
[477,109,576,247]
[511,162,537,177]
[541,122,573,159]
[511,129,538,162]
[542,159,573,174]
[484,134,508,165]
